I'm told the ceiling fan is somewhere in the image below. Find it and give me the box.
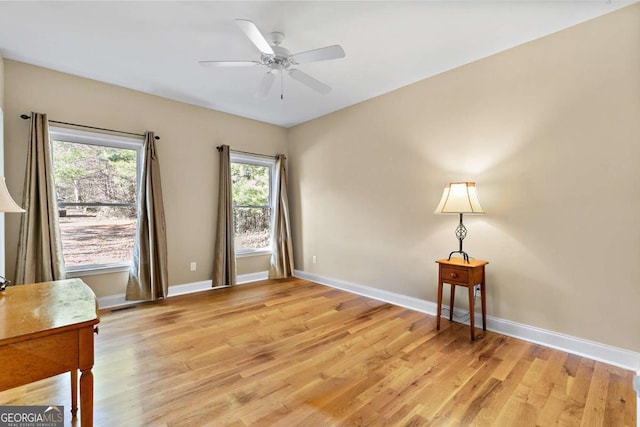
[199,20,346,98]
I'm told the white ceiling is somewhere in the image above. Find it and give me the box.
[0,1,635,128]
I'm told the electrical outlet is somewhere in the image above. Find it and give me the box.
[312,255,317,264]
[190,262,197,271]
[473,284,481,294]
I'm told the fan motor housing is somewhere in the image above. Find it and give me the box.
[269,31,285,46]
[265,45,292,70]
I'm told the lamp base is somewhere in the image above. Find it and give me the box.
[0,275,11,291]
[447,250,470,263]
[448,213,471,263]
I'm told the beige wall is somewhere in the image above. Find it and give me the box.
[0,52,5,109]
[288,4,640,351]
[3,61,287,297]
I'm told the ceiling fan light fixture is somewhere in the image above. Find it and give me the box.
[256,72,276,98]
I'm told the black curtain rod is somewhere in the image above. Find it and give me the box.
[20,114,160,140]
[217,146,285,160]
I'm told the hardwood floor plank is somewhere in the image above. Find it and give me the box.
[580,362,610,427]
[603,370,635,426]
[0,278,635,426]
[559,357,597,426]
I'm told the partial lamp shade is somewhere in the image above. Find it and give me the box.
[434,182,484,214]
[0,177,25,213]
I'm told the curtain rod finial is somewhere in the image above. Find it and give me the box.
[20,114,30,120]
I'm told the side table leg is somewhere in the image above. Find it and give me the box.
[80,368,94,427]
[436,280,443,330]
[70,369,78,418]
[481,270,487,332]
[468,284,475,341]
[449,285,456,322]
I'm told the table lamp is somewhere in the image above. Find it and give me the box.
[0,177,25,290]
[434,182,484,263]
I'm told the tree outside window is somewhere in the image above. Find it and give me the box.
[230,154,274,254]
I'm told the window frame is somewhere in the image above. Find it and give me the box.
[230,152,276,257]
[49,126,143,276]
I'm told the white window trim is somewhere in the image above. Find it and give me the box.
[65,263,131,278]
[50,126,143,274]
[230,152,276,256]
[235,249,272,258]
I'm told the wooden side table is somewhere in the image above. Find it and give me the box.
[436,258,488,341]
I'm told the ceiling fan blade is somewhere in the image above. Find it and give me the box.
[256,72,276,97]
[199,60,261,67]
[291,45,345,64]
[288,69,331,94]
[235,19,274,55]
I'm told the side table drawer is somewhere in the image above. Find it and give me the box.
[441,267,468,283]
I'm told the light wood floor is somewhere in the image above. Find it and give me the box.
[0,278,635,426]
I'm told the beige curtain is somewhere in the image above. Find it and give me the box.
[212,145,236,287]
[126,132,168,301]
[269,154,294,279]
[15,112,66,284]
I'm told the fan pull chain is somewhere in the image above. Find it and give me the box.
[281,71,284,100]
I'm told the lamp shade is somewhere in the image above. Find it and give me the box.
[0,177,25,213]
[434,182,484,214]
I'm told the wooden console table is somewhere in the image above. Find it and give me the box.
[436,258,488,341]
[0,279,99,426]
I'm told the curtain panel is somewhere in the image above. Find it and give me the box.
[269,154,294,279]
[212,145,236,287]
[126,131,169,301]
[15,112,66,284]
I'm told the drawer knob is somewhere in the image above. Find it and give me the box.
[450,272,457,278]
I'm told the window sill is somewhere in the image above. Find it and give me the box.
[66,263,131,278]
[235,250,271,259]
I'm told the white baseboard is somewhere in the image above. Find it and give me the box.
[97,293,132,310]
[236,270,269,284]
[98,271,269,310]
[294,269,640,372]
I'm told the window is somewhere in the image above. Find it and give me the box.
[50,127,142,273]
[230,152,275,255]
